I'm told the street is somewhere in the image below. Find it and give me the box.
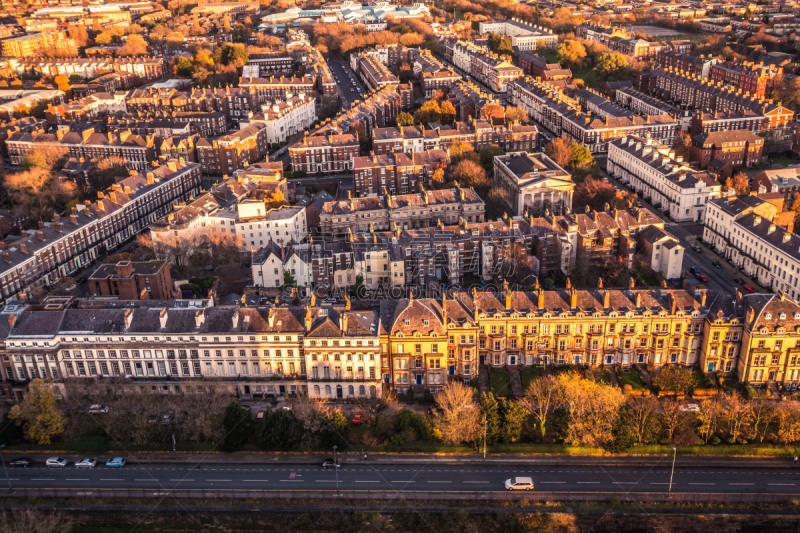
[326,55,366,106]
[5,460,800,495]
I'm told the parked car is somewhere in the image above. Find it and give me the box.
[46,457,68,467]
[352,412,364,425]
[88,404,109,414]
[743,284,757,293]
[75,458,97,469]
[734,278,743,285]
[504,477,534,490]
[8,457,32,468]
[106,457,126,468]
[321,459,340,469]
[679,403,700,412]
[692,245,702,253]
[696,274,708,283]
[689,266,701,276]
[712,260,722,269]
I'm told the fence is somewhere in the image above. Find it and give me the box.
[0,487,796,504]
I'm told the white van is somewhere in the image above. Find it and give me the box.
[504,476,534,490]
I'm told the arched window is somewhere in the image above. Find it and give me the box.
[324,384,331,397]
[314,385,320,396]
[359,385,366,396]
[348,385,354,396]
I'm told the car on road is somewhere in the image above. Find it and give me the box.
[322,459,340,469]
[75,458,97,469]
[734,278,743,285]
[352,412,364,425]
[692,245,702,253]
[689,266,701,276]
[742,284,757,293]
[46,457,68,467]
[9,457,32,468]
[696,274,708,283]
[680,403,700,412]
[106,457,126,468]
[88,404,109,413]
[504,477,534,490]
[712,260,722,269]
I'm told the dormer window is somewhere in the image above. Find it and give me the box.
[778,328,785,334]
[692,312,699,318]
[765,313,772,319]
[780,313,786,320]
[659,313,666,318]
[761,328,768,334]
[423,320,429,326]
[795,313,800,320]
[404,320,410,326]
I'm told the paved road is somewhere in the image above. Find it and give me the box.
[6,461,800,494]
[326,55,366,106]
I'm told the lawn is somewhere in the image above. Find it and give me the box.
[617,366,646,390]
[489,367,510,397]
[519,366,544,391]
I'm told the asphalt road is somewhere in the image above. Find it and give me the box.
[6,461,800,494]
[326,55,366,106]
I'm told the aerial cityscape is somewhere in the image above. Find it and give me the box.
[0,0,799,530]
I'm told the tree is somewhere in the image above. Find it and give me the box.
[431,167,445,184]
[448,140,477,165]
[499,399,528,443]
[174,56,193,77]
[213,43,248,67]
[521,375,557,438]
[479,144,505,172]
[431,381,482,445]
[53,75,70,92]
[478,392,501,443]
[4,165,73,224]
[555,373,625,447]
[220,401,252,451]
[264,191,288,209]
[661,398,693,445]
[395,111,414,126]
[8,379,64,445]
[595,52,630,82]
[118,34,149,56]
[90,156,130,192]
[673,130,693,160]
[451,160,490,194]
[697,396,725,444]
[232,24,252,43]
[623,396,661,445]
[721,392,751,444]
[414,99,441,124]
[283,269,296,288]
[480,103,504,123]
[556,40,587,69]
[570,143,595,169]
[651,366,695,394]
[504,106,528,125]
[726,172,750,195]
[440,100,456,124]
[256,409,302,450]
[748,400,777,444]
[776,402,800,445]
[545,138,572,168]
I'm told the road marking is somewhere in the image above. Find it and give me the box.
[243,480,269,482]
[66,478,89,481]
[689,483,715,486]
[101,478,121,481]
[135,479,157,482]
[31,478,55,481]
[170,479,194,482]
[279,479,303,482]
[577,482,599,484]
[650,483,670,485]
[769,483,795,486]
[427,481,452,484]
[539,481,566,484]
[355,480,380,483]
[612,482,638,484]
[315,480,338,483]
[463,481,490,484]
[391,480,417,483]
[729,483,754,486]
[206,479,232,482]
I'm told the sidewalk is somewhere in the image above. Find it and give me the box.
[10,451,795,468]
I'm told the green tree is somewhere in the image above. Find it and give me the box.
[499,399,528,443]
[220,401,252,452]
[478,392,501,443]
[595,52,630,82]
[283,269,296,288]
[8,379,64,445]
[213,43,248,66]
[395,111,414,126]
[174,57,193,77]
[652,366,695,394]
[413,99,441,124]
[569,143,595,169]
[479,144,505,173]
[232,24,252,43]
[256,408,303,450]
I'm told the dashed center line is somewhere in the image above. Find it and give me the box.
[729,483,754,486]
[463,481,490,484]
[243,479,269,482]
[428,480,452,484]
[206,479,232,482]
[769,483,795,486]
[355,480,380,483]
[577,482,599,484]
[66,478,88,481]
[170,479,194,482]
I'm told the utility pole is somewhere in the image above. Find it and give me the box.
[669,447,676,492]
[483,419,487,460]
[333,445,340,496]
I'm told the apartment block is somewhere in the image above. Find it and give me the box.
[608,135,723,223]
[446,41,523,92]
[710,60,783,99]
[655,50,717,78]
[478,19,558,50]
[196,122,270,176]
[353,149,450,197]
[288,133,359,174]
[691,130,764,170]
[242,93,317,145]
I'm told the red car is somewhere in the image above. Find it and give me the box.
[351,412,364,425]
[742,284,756,293]
[696,274,708,282]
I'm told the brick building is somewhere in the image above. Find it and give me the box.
[88,260,174,300]
[691,130,764,169]
[196,122,269,176]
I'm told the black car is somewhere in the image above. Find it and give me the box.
[734,278,744,285]
[712,260,722,269]
[689,266,701,276]
[321,459,340,469]
[9,457,32,467]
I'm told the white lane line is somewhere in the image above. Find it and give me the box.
[612,482,638,484]
[206,479,232,482]
[31,478,55,481]
[243,479,269,482]
[315,480,338,483]
[427,480,452,484]
[729,483,754,486]
[650,483,670,485]
[66,478,89,481]
[463,481,490,484]
[170,479,194,482]
[577,482,599,484]
[135,479,157,482]
[355,480,380,483]
[279,479,304,482]
[390,480,417,483]
[539,481,566,484]
[101,478,121,481]
[689,483,715,486]
[769,483,795,486]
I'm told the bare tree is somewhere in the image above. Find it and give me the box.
[520,375,557,438]
[431,381,482,445]
[661,398,690,443]
[555,372,625,447]
[626,396,660,444]
[748,400,777,444]
[722,392,752,443]
[1,509,73,533]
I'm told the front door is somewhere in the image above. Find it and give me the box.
[415,374,422,385]
[509,355,517,365]
[479,355,485,365]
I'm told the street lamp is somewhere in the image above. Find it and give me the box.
[669,447,677,493]
[0,444,9,492]
[483,419,487,460]
[333,445,340,496]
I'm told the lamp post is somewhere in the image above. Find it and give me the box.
[0,444,9,492]
[333,445,340,496]
[483,419,487,460]
[669,447,677,493]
